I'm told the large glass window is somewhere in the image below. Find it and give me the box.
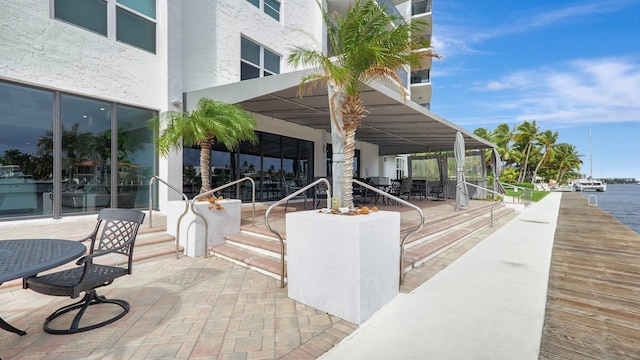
[60,95,112,215]
[116,105,156,209]
[183,132,313,202]
[54,0,108,36]
[0,80,157,219]
[241,37,281,81]
[0,82,54,218]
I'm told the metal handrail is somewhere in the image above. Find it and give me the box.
[502,183,533,206]
[352,179,425,285]
[192,177,256,258]
[460,181,504,228]
[148,175,198,259]
[264,178,331,288]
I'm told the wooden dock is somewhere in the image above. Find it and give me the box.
[539,193,640,359]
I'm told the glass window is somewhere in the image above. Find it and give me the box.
[240,37,281,81]
[183,132,313,202]
[264,48,280,75]
[60,94,112,215]
[241,37,261,65]
[264,0,281,21]
[116,7,156,53]
[117,0,156,18]
[116,105,156,209]
[54,0,107,36]
[396,158,405,179]
[247,0,260,7]
[0,82,54,218]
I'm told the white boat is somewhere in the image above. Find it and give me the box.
[573,178,607,192]
[573,129,606,192]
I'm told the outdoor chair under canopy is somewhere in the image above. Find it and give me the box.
[23,208,145,334]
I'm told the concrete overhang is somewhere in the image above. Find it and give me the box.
[185,69,495,156]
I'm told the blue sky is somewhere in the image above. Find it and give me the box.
[429,0,640,180]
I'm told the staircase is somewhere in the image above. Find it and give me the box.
[208,201,516,282]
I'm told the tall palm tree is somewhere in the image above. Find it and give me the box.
[490,123,514,169]
[150,98,258,194]
[531,129,558,183]
[288,0,438,208]
[514,120,539,183]
[473,127,493,167]
[551,143,582,183]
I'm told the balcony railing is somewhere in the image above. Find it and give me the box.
[412,0,432,15]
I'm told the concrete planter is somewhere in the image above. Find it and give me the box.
[286,210,400,324]
[166,199,241,257]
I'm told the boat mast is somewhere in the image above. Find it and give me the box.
[589,128,593,180]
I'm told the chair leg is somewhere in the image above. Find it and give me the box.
[43,289,129,335]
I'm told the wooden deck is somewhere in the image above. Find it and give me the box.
[539,193,640,359]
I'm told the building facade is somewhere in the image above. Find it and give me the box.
[0,0,458,221]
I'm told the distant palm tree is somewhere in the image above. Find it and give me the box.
[288,0,438,207]
[514,120,539,183]
[150,98,258,194]
[531,129,558,183]
[551,143,583,183]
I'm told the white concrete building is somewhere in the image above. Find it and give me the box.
[0,0,491,220]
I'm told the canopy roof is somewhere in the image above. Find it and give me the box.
[185,69,495,156]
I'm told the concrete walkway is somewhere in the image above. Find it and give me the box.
[321,192,562,359]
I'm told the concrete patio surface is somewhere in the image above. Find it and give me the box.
[0,197,527,359]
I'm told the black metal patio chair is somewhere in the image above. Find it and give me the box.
[23,208,145,334]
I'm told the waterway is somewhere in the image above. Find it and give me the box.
[577,183,640,235]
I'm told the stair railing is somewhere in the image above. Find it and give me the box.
[351,179,424,285]
[502,183,532,207]
[148,175,197,259]
[264,178,331,288]
[191,177,256,258]
[460,181,505,228]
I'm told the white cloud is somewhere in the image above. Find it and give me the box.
[434,1,637,64]
[476,58,640,125]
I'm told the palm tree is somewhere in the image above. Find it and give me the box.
[531,129,558,183]
[550,143,583,183]
[288,0,437,208]
[490,123,514,170]
[514,120,539,183]
[150,98,258,194]
[473,127,493,168]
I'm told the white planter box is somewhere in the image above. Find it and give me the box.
[166,199,241,257]
[286,210,400,324]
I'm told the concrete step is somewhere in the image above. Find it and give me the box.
[402,206,516,272]
[209,243,285,280]
[207,201,516,283]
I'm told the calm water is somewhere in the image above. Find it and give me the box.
[577,184,640,235]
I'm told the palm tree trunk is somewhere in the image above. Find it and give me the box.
[519,143,531,183]
[328,81,345,207]
[200,143,212,194]
[343,127,355,208]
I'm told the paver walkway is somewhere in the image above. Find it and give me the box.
[1,199,508,359]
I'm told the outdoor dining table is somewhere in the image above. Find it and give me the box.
[0,238,87,336]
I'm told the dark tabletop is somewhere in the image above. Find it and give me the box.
[0,239,86,283]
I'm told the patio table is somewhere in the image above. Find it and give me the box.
[0,239,86,335]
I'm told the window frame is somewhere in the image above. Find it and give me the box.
[240,37,281,81]
[51,0,157,53]
[246,0,281,22]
